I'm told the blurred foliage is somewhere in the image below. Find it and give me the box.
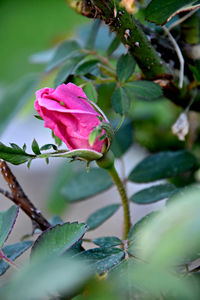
[0,0,88,84]
[0,0,200,299]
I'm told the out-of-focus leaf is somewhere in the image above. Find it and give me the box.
[85,19,101,50]
[130,183,176,204]
[1,255,91,300]
[107,36,121,56]
[116,54,136,83]
[190,62,200,83]
[61,168,113,202]
[97,82,116,111]
[75,59,99,75]
[128,212,159,243]
[129,150,197,183]
[49,216,63,226]
[0,74,39,134]
[54,54,85,87]
[0,142,34,165]
[93,236,122,248]
[112,87,130,115]
[77,247,125,274]
[87,204,120,230]
[45,40,81,72]
[29,48,56,64]
[83,82,97,103]
[111,118,133,157]
[124,81,163,101]
[0,206,19,248]
[0,241,32,276]
[130,187,200,265]
[31,222,88,260]
[145,0,200,24]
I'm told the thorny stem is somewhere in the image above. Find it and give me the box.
[0,160,51,231]
[67,0,200,112]
[72,0,171,79]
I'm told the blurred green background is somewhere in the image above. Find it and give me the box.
[0,0,87,84]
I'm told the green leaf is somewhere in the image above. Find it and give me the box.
[87,204,120,230]
[0,74,39,134]
[128,211,160,242]
[190,62,200,83]
[116,54,136,83]
[77,247,125,274]
[31,139,41,155]
[107,36,121,56]
[0,241,32,276]
[130,183,177,204]
[112,87,130,115]
[145,0,200,25]
[52,131,62,146]
[97,82,116,111]
[34,115,43,121]
[128,150,197,183]
[49,216,63,226]
[124,81,163,101]
[93,236,122,248]
[83,82,98,103]
[0,142,34,165]
[75,59,99,75]
[2,255,91,300]
[111,118,133,158]
[10,143,23,151]
[130,187,200,265]
[31,222,88,260]
[45,40,81,72]
[85,19,101,50]
[40,143,57,151]
[54,54,85,87]
[61,168,113,202]
[0,206,19,248]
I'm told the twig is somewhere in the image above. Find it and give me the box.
[168,8,200,32]
[0,188,15,201]
[163,26,184,89]
[0,160,50,231]
[190,265,200,273]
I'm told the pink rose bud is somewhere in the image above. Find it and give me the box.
[34,83,108,153]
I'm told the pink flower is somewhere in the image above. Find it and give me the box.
[34,83,107,152]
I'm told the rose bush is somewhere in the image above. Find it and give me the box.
[34,83,107,153]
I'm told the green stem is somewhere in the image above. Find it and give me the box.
[97,151,131,239]
[108,165,131,239]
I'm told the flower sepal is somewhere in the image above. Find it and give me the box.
[39,149,103,162]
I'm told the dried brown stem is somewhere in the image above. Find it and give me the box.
[0,160,50,231]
